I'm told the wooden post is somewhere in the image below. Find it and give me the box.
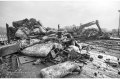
[57,24,62,38]
[6,23,10,43]
[58,24,60,31]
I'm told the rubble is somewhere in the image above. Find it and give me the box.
[0,18,120,78]
[19,39,40,48]
[9,18,46,40]
[21,42,54,57]
[15,27,30,39]
[39,61,82,78]
[81,28,99,39]
[98,55,103,59]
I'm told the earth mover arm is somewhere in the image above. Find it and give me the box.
[79,20,102,34]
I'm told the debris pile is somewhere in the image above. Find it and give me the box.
[80,28,99,39]
[40,61,82,78]
[0,18,119,78]
[1,18,93,78]
[8,18,46,40]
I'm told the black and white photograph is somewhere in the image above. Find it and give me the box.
[0,0,120,78]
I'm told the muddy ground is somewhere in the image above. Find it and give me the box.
[0,39,120,78]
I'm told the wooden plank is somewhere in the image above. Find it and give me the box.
[0,42,20,56]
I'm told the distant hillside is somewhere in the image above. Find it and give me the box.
[0,27,6,34]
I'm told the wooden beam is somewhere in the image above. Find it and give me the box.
[0,42,20,57]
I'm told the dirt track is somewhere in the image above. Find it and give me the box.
[85,39,120,58]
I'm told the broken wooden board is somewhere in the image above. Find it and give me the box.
[0,42,20,56]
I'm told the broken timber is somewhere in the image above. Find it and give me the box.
[0,42,20,57]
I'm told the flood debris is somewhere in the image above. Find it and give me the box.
[39,61,82,78]
[19,38,40,48]
[98,55,103,59]
[15,27,30,39]
[0,18,120,78]
[6,18,46,41]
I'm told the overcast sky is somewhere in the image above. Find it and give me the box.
[0,0,120,31]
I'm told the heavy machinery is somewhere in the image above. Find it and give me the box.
[69,20,110,40]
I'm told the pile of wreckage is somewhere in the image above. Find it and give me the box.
[0,18,93,78]
[0,18,119,78]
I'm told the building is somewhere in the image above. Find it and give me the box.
[0,34,8,45]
